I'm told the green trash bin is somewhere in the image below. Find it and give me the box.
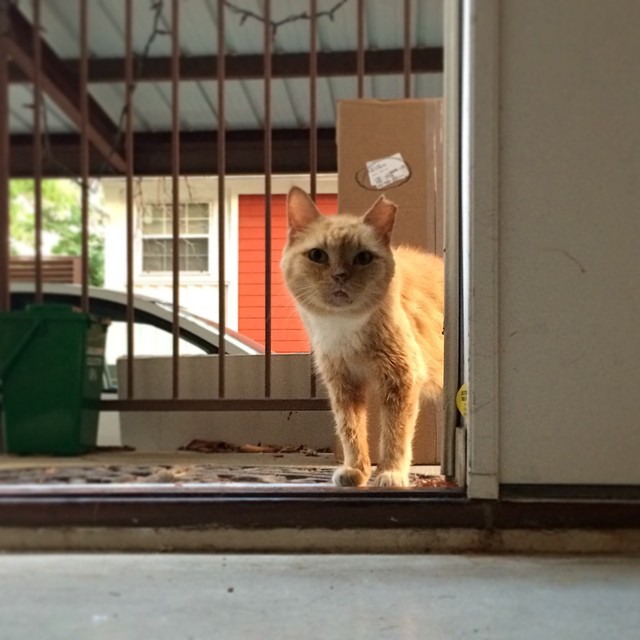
[0,305,109,456]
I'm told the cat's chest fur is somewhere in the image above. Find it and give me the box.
[300,309,371,358]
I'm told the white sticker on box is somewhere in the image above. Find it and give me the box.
[365,153,410,189]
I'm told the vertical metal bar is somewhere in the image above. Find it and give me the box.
[309,0,317,201]
[263,0,272,397]
[356,0,364,98]
[171,0,181,399]
[0,1,9,311]
[79,0,90,311]
[403,0,411,98]
[32,0,43,304]
[217,0,226,398]
[124,0,135,399]
[309,0,318,398]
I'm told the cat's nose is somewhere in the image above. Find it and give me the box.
[332,270,348,283]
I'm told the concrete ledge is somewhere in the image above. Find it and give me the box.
[1,526,639,554]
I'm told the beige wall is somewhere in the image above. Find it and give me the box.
[481,0,640,485]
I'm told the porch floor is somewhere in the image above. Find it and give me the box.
[0,451,443,487]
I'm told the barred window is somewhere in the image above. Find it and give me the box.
[141,203,210,273]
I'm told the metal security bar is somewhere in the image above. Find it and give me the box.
[31,0,42,304]
[0,0,444,421]
[170,0,181,399]
[0,2,9,312]
[124,0,135,400]
[216,0,226,399]
[263,0,273,398]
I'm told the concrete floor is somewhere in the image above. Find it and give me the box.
[0,554,638,639]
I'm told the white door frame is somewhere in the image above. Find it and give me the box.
[460,0,501,499]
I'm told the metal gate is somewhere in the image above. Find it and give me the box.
[0,0,445,449]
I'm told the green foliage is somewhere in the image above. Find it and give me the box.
[9,179,105,286]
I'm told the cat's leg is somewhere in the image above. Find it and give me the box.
[325,370,371,487]
[374,380,421,488]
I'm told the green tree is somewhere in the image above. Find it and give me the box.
[9,179,105,286]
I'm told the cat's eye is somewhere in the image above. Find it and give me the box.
[308,248,329,264]
[353,251,374,266]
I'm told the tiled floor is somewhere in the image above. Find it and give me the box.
[0,554,638,639]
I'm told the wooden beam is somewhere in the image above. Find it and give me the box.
[5,4,126,173]
[106,47,441,83]
[9,48,443,84]
[9,129,338,177]
[87,47,443,83]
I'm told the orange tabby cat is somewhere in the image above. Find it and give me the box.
[281,187,444,487]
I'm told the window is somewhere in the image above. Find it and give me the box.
[141,202,210,273]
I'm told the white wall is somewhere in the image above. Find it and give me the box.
[467,0,640,488]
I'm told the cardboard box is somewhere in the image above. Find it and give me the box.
[336,98,444,465]
[337,98,443,254]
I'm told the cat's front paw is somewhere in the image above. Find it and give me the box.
[332,466,370,487]
[374,470,410,488]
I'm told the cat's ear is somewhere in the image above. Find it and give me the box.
[286,187,321,238]
[363,195,397,245]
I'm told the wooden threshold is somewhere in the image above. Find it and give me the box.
[0,484,638,532]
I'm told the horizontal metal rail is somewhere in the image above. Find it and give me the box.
[101,398,331,412]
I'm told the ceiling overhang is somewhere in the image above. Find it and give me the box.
[4,2,443,178]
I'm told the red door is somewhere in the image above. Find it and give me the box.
[238,194,337,352]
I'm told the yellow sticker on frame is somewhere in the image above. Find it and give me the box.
[456,383,467,417]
